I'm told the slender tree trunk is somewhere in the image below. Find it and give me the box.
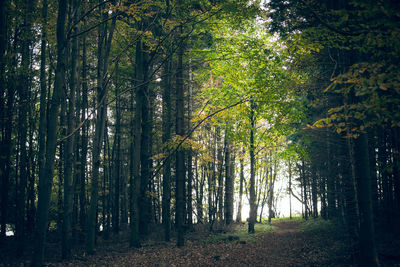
[326,131,336,219]
[162,52,172,241]
[248,99,256,234]
[86,2,116,253]
[368,131,379,218]
[236,148,244,222]
[341,137,359,257]
[216,127,224,222]
[186,63,193,227]
[392,127,400,219]
[26,107,36,233]
[195,158,205,223]
[62,1,79,258]
[208,127,217,226]
[0,0,11,241]
[36,0,47,238]
[224,128,233,225]
[58,92,66,233]
[113,67,121,234]
[16,0,36,253]
[268,161,277,224]
[79,24,88,236]
[103,123,109,237]
[32,0,68,265]
[354,133,379,266]
[176,26,186,246]
[311,168,318,218]
[139,69,151,236]
[259,159,269,223]
[288,159,292,219]
[301,160,308,220]
[130,39,143,248]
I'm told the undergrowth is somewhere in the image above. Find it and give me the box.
[299,217,342,233]
[202,223,277,245]
[271,216,303,223]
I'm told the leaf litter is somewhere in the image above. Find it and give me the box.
[46,220,354,266]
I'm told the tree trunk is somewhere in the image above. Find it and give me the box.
[248,99,256,234]
[162,52,172,241]
[176,26,186,247]
[236,148,245,222]
[392,127,400,220]
[288,159,292,219]
[224,128,234,225]
[32,0,68,265]
[301,160,308,220]
[268,160,277,224]
[113,66,121,234]
[139,64,151,236]
[79,23,88,236]
[354,133,379,266]
[326,131,336,219]
[86,1,116,253]
[186,63,193,227]
[311,168,318,218]
[0,0,11,241]
[62,1,79,258]
[208,126,217,226]
[35,0,47,240]
[216,127,224,222]
[130,39,144,248]
[16,0,36,253]
[368,131,379,218]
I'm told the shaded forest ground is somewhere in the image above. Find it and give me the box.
[2,218,400,266]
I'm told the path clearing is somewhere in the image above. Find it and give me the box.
[48,220,352,266]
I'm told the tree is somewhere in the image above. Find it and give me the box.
[175,25,186,247]
[62,0,80,258]
[32,0,68,265]
[224,127,234,225]
[87,0,116,254]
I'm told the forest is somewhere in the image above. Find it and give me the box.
[0,0,399,266]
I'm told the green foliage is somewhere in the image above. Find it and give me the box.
[299,218,342,233]
[269,0,400,137]
[193,18,305,159]
[271,216,303,223]
[203,223,277,245]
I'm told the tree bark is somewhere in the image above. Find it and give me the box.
[216,127,224,222]
[186,61,193,227]
[224,128,234,225]
[113,65,121,234]
[162,51,172,241]
[0,0,11,241]
[86,1,116,253]
[268,159,277,224]
[236,148,245,222]
[139,56,151,236]
[248,99,256,234]
[32,0,68,265]
[288,159,292,219]
[79,22,88,236]
[130,39,144,248]
[176,26,186,247]
[62,1,79,258]
[354,133,379,266]
[16,0,36,253]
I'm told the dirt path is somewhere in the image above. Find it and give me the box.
[47,220,352,266]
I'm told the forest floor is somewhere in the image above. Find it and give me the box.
[47,219,354,266]
[3,218,400,266]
